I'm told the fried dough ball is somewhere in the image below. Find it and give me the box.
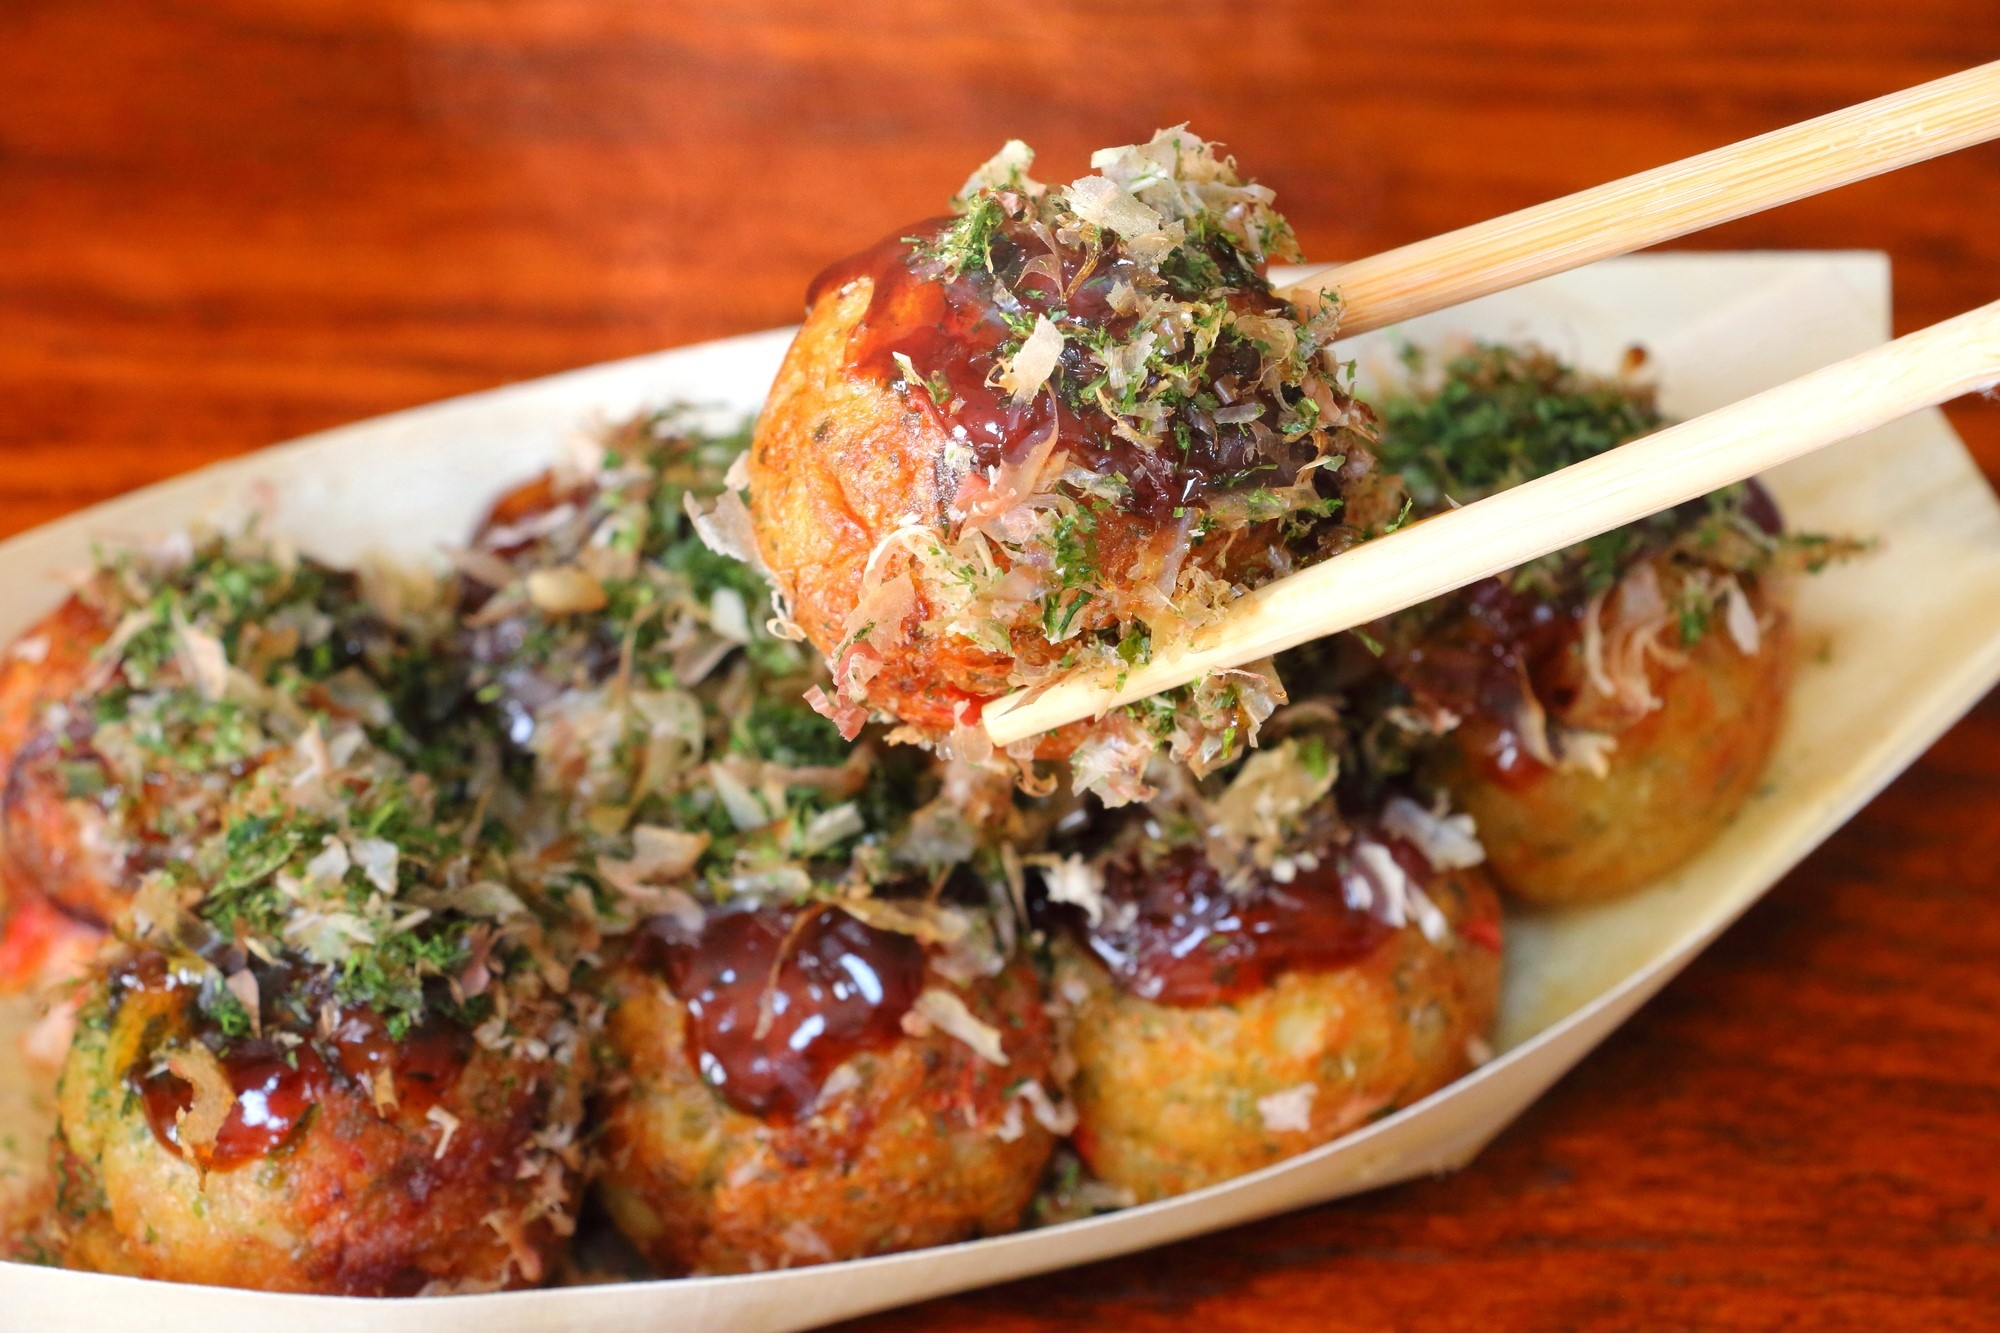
[1425,576,1795,904]
[461,413,1063,1271]
[51,949,584,1294]
[1030,702,1502,1203]
[0,537,443,944]
[0,596,107,777]
[0,597,112,953]
[1372,344,1852,905]
[748,132,1390,761]
[597,904,1058,1273]
[3,735,133,930]
[453,410,850,870]
[37,649,591,1294]
[1051,836,1502,1203]
[0,625,117,988]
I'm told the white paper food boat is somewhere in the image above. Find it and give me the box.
[4,253,1998,1332]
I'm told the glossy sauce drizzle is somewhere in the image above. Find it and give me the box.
[806,219,1315,523]
[652,906,926,1122]
[1383,576,1585,790]
[1385,482,1786,789]
[132,966,472,1172]
[140,1046,328,1170]
[1073,842,1412,1007]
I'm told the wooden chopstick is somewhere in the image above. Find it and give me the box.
[1279,62,2000,335]
[980,298,2000,748]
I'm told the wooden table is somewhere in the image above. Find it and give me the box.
[5,3,1998,1326]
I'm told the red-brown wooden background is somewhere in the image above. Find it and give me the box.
[5,3,1999,1327]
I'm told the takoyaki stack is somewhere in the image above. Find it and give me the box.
[0,394,1540,1288]
[0,120,1889,1286]
[459,414,1063,1273]
[44,725,588,1293]
[745,131,1404,796]
[1038,683,1502,1203]
[1369,345,1858,903]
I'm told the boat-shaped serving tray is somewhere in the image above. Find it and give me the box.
[4,252,1998,1332]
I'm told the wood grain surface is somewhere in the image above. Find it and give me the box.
[4,3,1999,1327]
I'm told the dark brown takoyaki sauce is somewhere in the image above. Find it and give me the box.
[1384,481,1786,789]
[127,958,471,1171]
[647,905,926,1122]
[806,220,1318,523]
[324,1007,470,1115]
[1383,577,1583,790]
[1075,842,1409,1007]
[140,1046,328,1170]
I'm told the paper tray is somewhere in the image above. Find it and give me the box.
[4,252,1998,1332]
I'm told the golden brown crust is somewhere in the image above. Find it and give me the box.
[595,953,1057,1274]
[0,597,112,965]
[0,597,106,779]
[753,281,938,652]
[51,971,582,1295]
[1058,864,1502,1203]
[1442,586,1796,906]
[2,739,127,929]
[750,279,1012,734]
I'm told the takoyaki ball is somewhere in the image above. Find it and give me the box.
[0,537,437,940]
[0,596,108,777]
[597,902,1058,1273]
[1417,572,1795,905]
[2,735,134,930]
[1049,821,1502,1203]
[53,950,584,1294]
[748,131,1390,750]
[1371,345,1841,905]
[454,411,817,811]
[0,597,112,941]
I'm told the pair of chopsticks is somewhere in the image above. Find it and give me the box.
[982,60,2000,748]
